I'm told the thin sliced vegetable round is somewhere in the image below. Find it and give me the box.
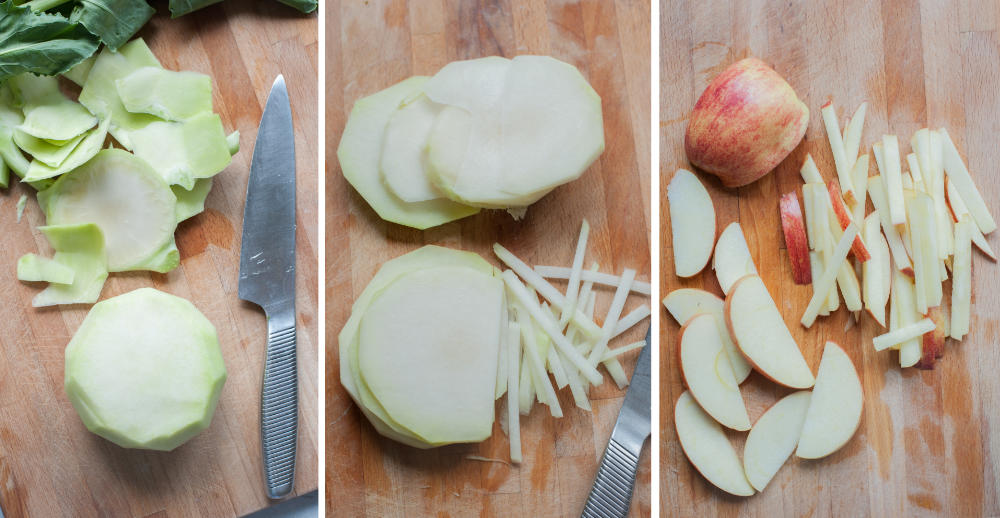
[380,93,445,203]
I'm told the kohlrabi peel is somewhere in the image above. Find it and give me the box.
[32,223,108,307]
[338,76,479,230]
[38,149,178,273]
[13,129,86,168]
[128,112,232,189]
[64,288,226,451]
[17,253,75,284]
[24,116,110,182]
[9,74,97,142]
[173,178,214,223]
[116,67,213,121]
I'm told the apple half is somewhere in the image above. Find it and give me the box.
[663,288,752,383]
[743,391,811,491]
[726,274,815,389]
[668,169,716,277]
[796,342,863,459]
[674,391,755,497]
[679,314,751,430]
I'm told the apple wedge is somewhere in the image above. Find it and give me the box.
[827,180,870,261]
[668,169,716,277]
[918,307,945,369]
[795,342,863,459]
[862,212,890,327]
[743,391,812,491]
[951,216,973,339]
[663,288,752,383]
[679,314,751,430]
[713,222,758,295]
[779,192,811,284]
[726,275,815,389]
[674,391,755,497]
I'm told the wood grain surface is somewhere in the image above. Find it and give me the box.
[661,0,1000,516]
[0,3,318,516]
[326,1,651,516]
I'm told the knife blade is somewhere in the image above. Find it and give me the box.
[581,326,651,518]
[239,75,298,500]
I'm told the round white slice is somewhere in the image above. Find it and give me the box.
[668,169,716,277]
[743,391,811,491]
[380,94,445,202]
[679,314,750,431]
[64,288,226,451]
[796,342,863,459]
[726,275,815,389]
[662,288,752,383]
[38,149,177,272]
[358,265,504,445]
[337,76,479,230]
[674,391,755,497]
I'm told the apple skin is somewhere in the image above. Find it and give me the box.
[685,58,809,188]
[779,192,812,284]
[918,306,946,369]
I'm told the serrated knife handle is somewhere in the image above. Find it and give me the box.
[261,304,298,499]
[581,438,640,518]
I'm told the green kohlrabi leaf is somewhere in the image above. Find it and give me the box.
[0,0,100,83]
[167,0,222,18]
[71,0,155,52]
[275,0,316,14]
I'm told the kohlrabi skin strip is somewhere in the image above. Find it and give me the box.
[338,76,479,229]
[38,149,178,273]
[79,39,163,150]
[32,223,108,307]
[173,178,214,223]
[116,67,213,121]
[17,253,75,284]
[128,112,232,189]
[24,117,110,182]
[64,288,226,451]
[13,129,86,168]
[9,74,98,142]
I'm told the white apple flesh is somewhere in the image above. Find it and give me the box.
[674,391,755,497]
[796,342,863,459]
[668,169,716,277]
[679,314,751,431]
[663,288,752,383]
[743,391,812,491]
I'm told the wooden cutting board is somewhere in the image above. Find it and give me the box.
[661,0,1000,516]
[327,1,651,516]
[0,4,318,516]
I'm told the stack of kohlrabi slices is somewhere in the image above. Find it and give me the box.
[341,221,651,461]
[1,38,238,307]
[338,55,605,229]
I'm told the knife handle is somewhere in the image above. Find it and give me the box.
[581,439,639,518]
[261,306,298,499]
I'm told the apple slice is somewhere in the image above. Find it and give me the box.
[891,268,921,368]
[779,192,811,284]
[726,275,815,389]
[862,212,890,327]
[939,128,996,234]
[795,342,863,459]
[713,222,757,295]
[851,155,870,229]
[827,180,870,261]
[804,183,832,253]
[907,192,943,312]
[946,178,997,260]
[668,169,716,277]
[802,222,858,327]
[679,314,751,430]
[873,318,936,351]
[663,288,752,383]
[674,391,755,497]
[743,391,812,491]
[880,135,907,231]
[951,216,973,339]
[821,102,855,204]
[826,224,863,312]
[918,307,945,369]
[842,102,867,164]
[800,154,824,184]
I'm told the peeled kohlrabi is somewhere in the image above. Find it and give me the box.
[339,245,496,447]
[357,265,504,445]
[64,287,227,451]
[379,93,445,203]
[425,55,604,208]
[78,39,163,149]
[8,74,97,142]
[17,253,75,284]
[31,223,108,307]
[38,149,178,273]
[24,117,110,182]
[116,67,213,121]
[128,112,232,189]
[338,76,479,230]
[173,178,213,223]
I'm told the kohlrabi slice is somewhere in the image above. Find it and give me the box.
[63,55,97,87]
[64,287,227,451]
[17,253,75,284]
[339,245,494,446]
[13,129,86,168]
[426,55,604,208]
[32,223,109,307]
[24,117,110,182]
[78,39,163,149]
[128,112,232,189]
[358,265,504,445]
[173,178,213,223]
[337,76,479,230]
[38,149,178,272]
[9,74,98,142]
[379,93,445,202]
[116,67,213,121]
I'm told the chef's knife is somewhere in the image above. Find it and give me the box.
[581,327,651,518]
[239,75,298,500]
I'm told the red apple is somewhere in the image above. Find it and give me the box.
[779,192,811,284]
[685,58,809,188]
